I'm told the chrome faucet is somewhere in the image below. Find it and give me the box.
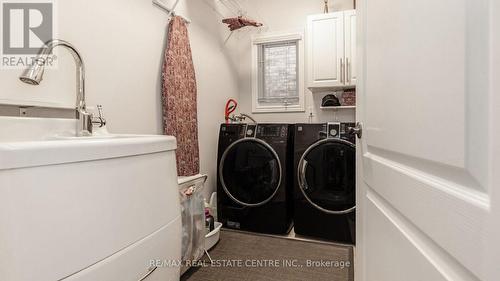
[19,39,105,136]
[227,113,257,124]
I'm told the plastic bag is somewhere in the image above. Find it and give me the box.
[178,175,207,274]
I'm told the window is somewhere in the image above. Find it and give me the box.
[252,33,305,113]
[258,41,298,104]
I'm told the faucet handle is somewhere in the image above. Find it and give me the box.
[91,104,106,128]
[96,105,104,119]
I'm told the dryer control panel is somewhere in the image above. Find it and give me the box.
[327,123,340,138]
[327,122,356,144]
[340,122,356,143]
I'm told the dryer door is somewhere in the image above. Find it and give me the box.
[298,138,355,214]
[219,138,282,207]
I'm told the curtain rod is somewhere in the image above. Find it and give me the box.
[153,0,191,23]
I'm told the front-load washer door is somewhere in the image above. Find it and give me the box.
[298,138,355,214]
[219,138,282,207]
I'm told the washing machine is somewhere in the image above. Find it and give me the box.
[293,122,356,243]
[217,123,294,234]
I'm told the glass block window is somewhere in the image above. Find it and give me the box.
[257,40,299,106]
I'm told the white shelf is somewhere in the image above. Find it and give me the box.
[320,106,356,110]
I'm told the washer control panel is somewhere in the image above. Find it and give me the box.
[246,124,257,137]
[256,124,287,138]
[220,124,246,140]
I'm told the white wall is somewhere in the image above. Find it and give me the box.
[0,0,239,198]
[228,0,356,123]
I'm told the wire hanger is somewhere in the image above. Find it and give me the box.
[153,0,191,23]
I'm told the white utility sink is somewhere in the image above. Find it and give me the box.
[0,116,182,281]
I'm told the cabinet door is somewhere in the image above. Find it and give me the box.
[62,221,182,281]
[307,12,345,88]
[344,10,356,86]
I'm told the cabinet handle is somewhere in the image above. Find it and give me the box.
[346,58,350,84]
[340,58,344,83]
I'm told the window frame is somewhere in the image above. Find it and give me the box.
[251,32,305,113]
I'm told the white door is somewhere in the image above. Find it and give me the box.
[344,10,356,86]
[307,12,345,88]
[356,0,500,281]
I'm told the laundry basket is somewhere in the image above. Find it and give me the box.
[178,174,207,275]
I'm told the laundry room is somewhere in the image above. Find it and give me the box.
[187,0,359,279]
[0,0,498,281]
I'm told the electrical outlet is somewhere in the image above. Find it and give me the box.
[19,107,28,117]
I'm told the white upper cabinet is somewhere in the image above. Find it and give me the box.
[307,12,345,88]
[307,10,356,89]
[344,10,356,85]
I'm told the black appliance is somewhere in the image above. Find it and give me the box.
[293,122,356,243]
[217,123,294,234]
